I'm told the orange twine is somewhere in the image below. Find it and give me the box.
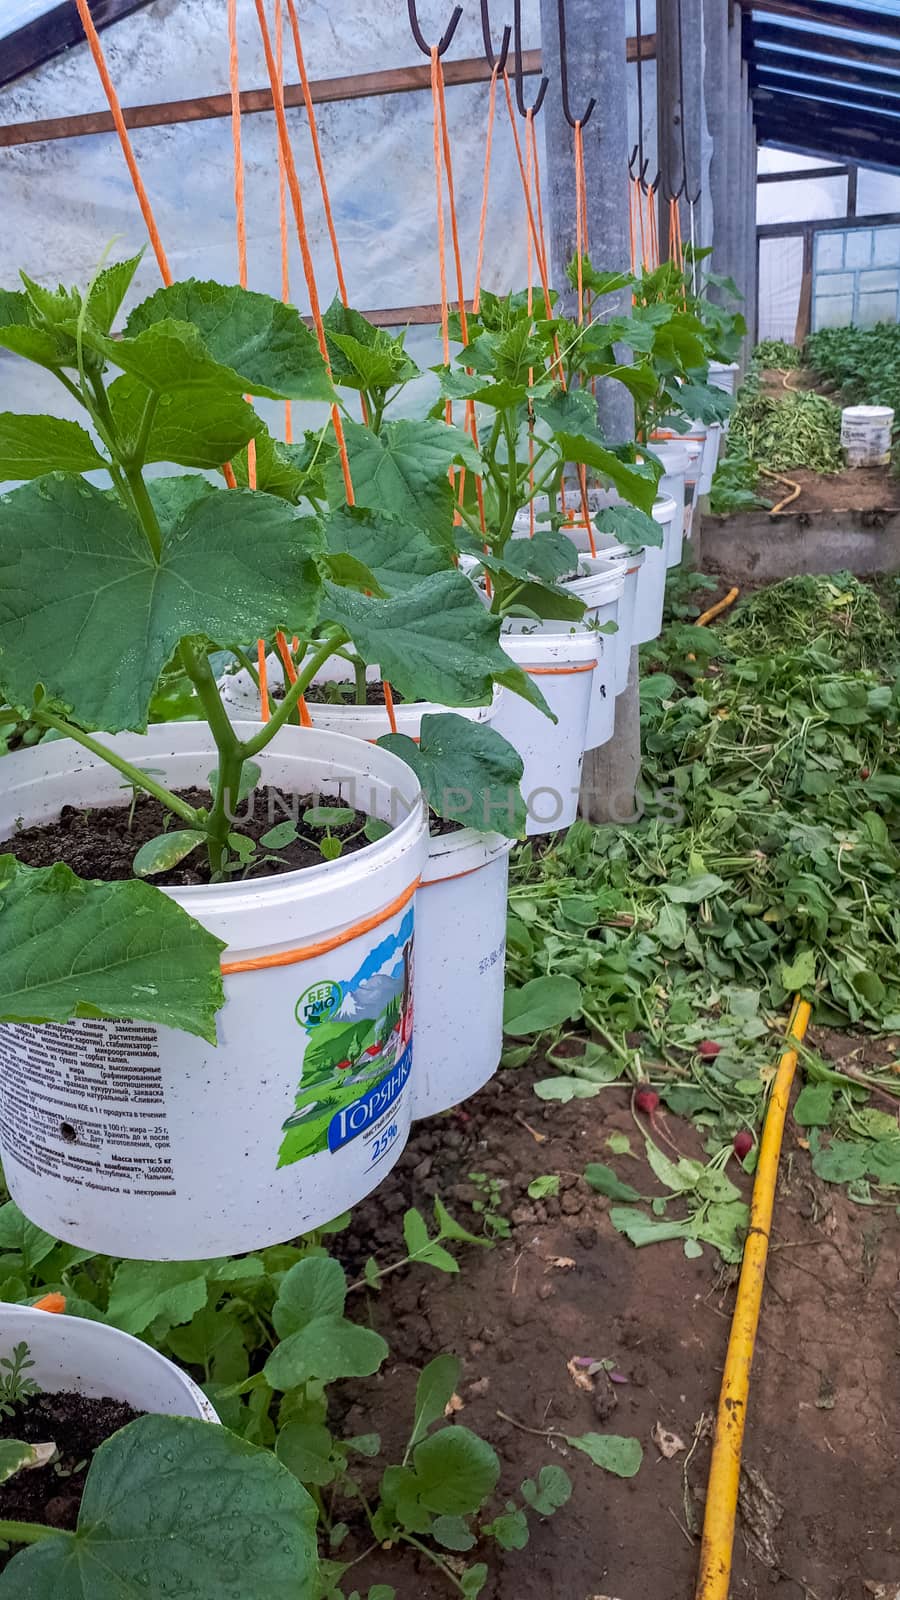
[227,0,257,491]
[274,0,293,442]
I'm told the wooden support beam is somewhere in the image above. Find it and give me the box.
[0,0,156,92]
[757,208,900,240]
[757,164,849,182]
[753,86,900,168]
[750,20,900,71]
[740,0,900,42]
[751,69,900,119]
[758,122,900,176]
[750,47,900,99]
[0,35,655,149]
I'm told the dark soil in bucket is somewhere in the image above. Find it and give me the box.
[0,1390,141,1559]
[303,682,410,707]
[323,1053,900,1599]
[0,787,377,886]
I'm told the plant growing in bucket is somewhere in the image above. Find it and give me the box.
[0,255,542,1257]
[0,1306,319,1597]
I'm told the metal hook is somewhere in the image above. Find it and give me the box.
[407,0,463,58]
[674,0,701,206]
[641,157,658,196]
[480,0,511,71]
[557,0,595,128]
[513,0,548,116]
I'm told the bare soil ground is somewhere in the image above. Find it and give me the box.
[334,1054,900,1600]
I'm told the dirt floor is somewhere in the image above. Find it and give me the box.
[334,1046,900,1600]
[751,369,900,517]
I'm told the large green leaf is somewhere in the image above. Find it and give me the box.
[407,1355,462,1454]
[0,291,71,371]
[0,856,225,1044]
[321,570,548,713]
[108,376,264,470]
[324,297,419,392]
[264,1257,388,1389]
[0,1415,318,1600]
[0,414,105,481]
[503,975,583,1035]
[330,418,479,551]
[107,1260,215,1336]
[383,1427,500,1534]
[593,503,663,551]
[379,712,525,837]
[324,506,454,593]
[0,475,323,730]
[555,434,658,513]
[122,279,333,401]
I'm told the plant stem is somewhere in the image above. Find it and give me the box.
[131,390,160,469]
[179,641,244,877]
[239,629,349,759]
[0,1520,61,1545]
[354,655,367,706]
[124,464,163,562]
[400,1534,468,1596]
[30,708,202,826]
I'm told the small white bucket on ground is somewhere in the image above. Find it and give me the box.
[490,630,596,835]
[0,724,428,1259]
[413,829,513,1119]
[0,1304,217,1420]
[841,405,894,468]
[709,361,739,396]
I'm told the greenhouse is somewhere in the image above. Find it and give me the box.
[0,0,898,1595]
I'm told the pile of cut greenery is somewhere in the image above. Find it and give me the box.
[727,374,843,476]
[503,570,900,1229]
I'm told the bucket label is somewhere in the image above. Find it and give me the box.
[277,908,414,1169]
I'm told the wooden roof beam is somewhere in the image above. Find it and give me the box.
[740,0,900,43]
[751,46,900,98]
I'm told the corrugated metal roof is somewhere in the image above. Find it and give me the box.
[744,0,900,173]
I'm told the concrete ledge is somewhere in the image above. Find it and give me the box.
[696,506,900,582]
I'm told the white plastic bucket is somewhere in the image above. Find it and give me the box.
[697,421,722,495]
[841,405,894,468]
[0,1305,217,1420]
[500,559,625,750]
[646,440,689,568]
[571,494,675,647]
[490,631,596,835]
[709,361,739,396]
[0,723,428,1259]
[220,659,501,736]
[413,829,512,1119]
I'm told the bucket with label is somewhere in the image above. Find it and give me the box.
[0,1303,218,1420]
[413,829,513,1119]
[646,439,690,567]
[841,405,894,468]
[0,723,428,1259]
[490,630,596,835]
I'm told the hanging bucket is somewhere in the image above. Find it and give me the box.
[0,1304,217,1421]
[490,631,596,835]
[841,405,894,468]
[0,724,428,1259]
[220,659,502,735]
[413,829,513,1120]
[573,493,676,647]
[708,360,739,396]
[646,439,690,567]
[500,555,625,751]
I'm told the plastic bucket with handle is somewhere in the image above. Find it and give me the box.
[841,405,894,468]
[0,724,428,1259]
[646,440,690,567]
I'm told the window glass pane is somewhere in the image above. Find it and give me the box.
[816,232,844,271]
[814,295,855,329]
[857,168,900,216]
[815,271,854,296]
[859,268,900,293]
[857,291,900,325]
[873,227,900,267]
[845,230,874,269]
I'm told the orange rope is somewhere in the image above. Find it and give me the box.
[501,72,554,327]
[253,0,353,506]
[227,0,257,491]
[221,877,420,974]
[73,0,171,285]
[472,63,500,314]
[383,680,399,736]
[274,0,293,442]
[285,0,348,306]
[257,640,271,723]
[275,630,312,727]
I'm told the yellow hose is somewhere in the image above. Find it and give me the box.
[696,587,740,627]
[694,996,812,1599]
